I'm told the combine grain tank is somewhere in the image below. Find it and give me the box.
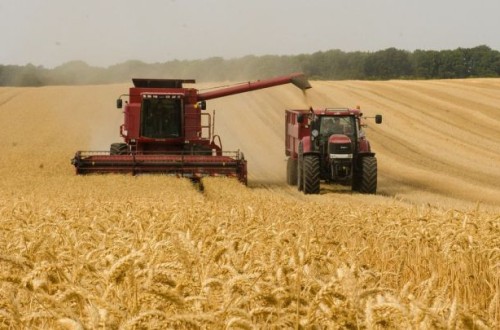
[72,73,311,184]
[285,107,382,194]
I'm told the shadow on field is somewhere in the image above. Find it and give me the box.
[248,180,364,196]
[319,184,356,195]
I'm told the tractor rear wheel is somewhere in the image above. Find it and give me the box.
[357,156,377,194]
[287,158,298,185]
[303,155,320,194]
[110,143,128,155]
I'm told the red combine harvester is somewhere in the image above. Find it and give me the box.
[72,73,311,184]
[285,107,382,194]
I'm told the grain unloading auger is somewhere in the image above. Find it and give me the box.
[71,73,311,184]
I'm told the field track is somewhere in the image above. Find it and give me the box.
[0,79,499,328]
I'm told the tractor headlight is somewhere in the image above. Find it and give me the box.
[312,129,319,138]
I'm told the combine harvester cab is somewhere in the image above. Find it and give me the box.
[285,107,382,194]
[72,73,311,184]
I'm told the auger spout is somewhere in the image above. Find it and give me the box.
[197,73,311,101]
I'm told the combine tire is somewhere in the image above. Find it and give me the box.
[110,143,128,155]
[287,158,298,185]
[303,155,320,194]
[357,156,377,194]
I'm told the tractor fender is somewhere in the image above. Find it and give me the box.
[358,138,372,153]
[358,152,376,158]
[300,136,316,155]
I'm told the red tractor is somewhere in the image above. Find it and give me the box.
[285,107,382,194]
[72,73,311,184]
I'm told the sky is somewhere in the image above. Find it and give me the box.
[1,0,500,68]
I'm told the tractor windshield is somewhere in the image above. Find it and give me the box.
[141,96,182,138]
[320,116,355,137]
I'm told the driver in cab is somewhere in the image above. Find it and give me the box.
[323,117,343,135]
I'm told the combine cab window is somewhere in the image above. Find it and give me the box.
[141,97,182,138]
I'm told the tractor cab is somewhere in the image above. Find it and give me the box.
[319,116,355,136]
[309,114,359,184]
[308,110,361,155]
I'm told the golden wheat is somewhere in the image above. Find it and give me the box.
[1,80,499,328]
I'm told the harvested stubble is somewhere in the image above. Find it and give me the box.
[0,174,498,329]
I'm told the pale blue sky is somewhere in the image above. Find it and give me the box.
[1,0,499,68]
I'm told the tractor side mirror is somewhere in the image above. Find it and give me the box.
[375,114,383,124]
[117,99,123,109]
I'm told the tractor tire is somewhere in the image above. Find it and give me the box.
[286,158,298,185]
[357,156,377,194]
[110,143,128,155]
[303,155,320,194]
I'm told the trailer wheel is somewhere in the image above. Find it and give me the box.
[297,156,303,191]
[297,145,304,191]
[303,155,320,194]
[357,156,377,194]
[110,143,128,155]
[287,158,298,185]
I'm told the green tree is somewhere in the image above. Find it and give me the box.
[462,45,500,77]
[412,50,440,79]
[436,49,467,78]
[364,48,413,79]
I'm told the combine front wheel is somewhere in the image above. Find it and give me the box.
[110,143,128,155]
[303,155,320,194]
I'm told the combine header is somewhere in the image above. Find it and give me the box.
[72,73,311,184]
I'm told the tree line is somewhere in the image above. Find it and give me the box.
[1,45,500,86]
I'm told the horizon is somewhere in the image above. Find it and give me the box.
[2,44,498,70]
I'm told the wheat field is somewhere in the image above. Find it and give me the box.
[0,79,499,328]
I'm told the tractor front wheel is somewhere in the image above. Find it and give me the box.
[356,156,377,194]
[303,155,320,194]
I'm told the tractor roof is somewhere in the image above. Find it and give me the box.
[313,108,361,116]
